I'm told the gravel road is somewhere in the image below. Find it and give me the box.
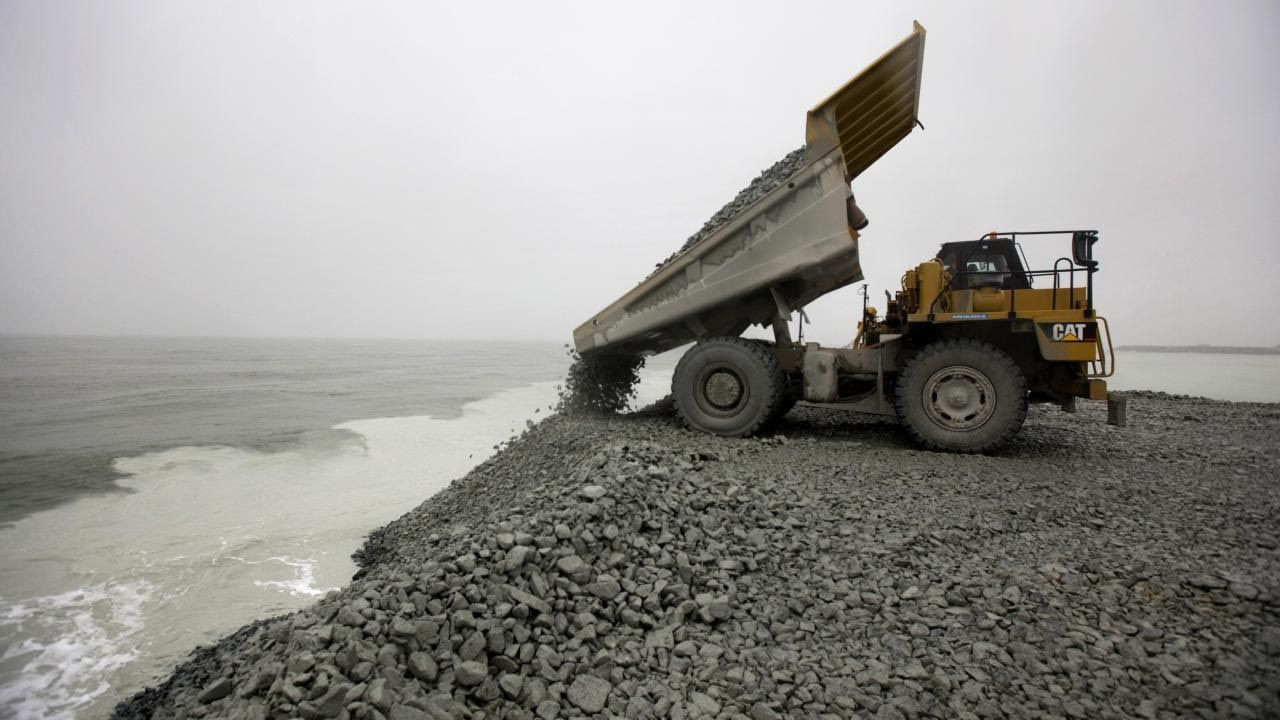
[114,393,1280,720]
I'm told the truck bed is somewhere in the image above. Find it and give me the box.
[573,23,926,356]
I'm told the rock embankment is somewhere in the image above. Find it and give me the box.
[115,394,1280,720]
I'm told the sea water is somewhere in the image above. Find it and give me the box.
[0,337,1273,719]
[1107,350,1280,403]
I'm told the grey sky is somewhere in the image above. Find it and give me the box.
[2,1,1277,346]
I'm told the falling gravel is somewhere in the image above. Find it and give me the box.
[114,393,1280,720]
[556,350,646,416]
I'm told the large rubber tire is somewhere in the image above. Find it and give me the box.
[747,339,796,426]
[673,337,785,437]
[772,392,798,423]
[894,339,1028,453]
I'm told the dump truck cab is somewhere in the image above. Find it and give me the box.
[886,230,1114,446]
[937,239,1031,291]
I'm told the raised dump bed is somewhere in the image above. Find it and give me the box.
[574,22,927,357]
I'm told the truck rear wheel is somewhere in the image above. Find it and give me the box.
[747,339,796,426]
[895,339,1027,453]
[673,337,784,437]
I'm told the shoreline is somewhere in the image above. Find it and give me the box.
[111,392,1280,719]
[1117,346,1280,356]
[0,382,570,720]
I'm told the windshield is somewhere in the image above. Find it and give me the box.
[961,255,1010,273]
[936,240,1032,290]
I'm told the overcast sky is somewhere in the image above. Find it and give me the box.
[2,1,1277,346]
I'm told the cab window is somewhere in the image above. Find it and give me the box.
[963,255,1010,273]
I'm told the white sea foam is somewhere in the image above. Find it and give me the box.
[249,556,337,599]
[0,579,155,720]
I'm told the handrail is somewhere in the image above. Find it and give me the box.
[1051,257,1075,310]
[975,230,1097,311]
[1090,316,1115,378]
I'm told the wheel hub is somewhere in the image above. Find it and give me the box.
[704,370,743,409]
[922,365,996,431]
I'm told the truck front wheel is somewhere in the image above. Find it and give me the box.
[895,339,1027,453]
[673,337,784,437]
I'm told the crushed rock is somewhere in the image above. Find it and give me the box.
[114,395,1280,720]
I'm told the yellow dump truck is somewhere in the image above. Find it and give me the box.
[573,23,1116,453]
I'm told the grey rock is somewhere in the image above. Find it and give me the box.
[506,545,535,572]
[499,672,524,699]
[556,554,589,577]
[507,586,552,615]
[390,616,416,637]
[567,674,612,713]
[473,677,501,702]
[579,485,608,500]
[1229,581,1259,599]
[408,651,438,681]
[1187,573,1227,590]
[897,660,928,679]
[414,620,440,645]
[366,678,392,712]
[197,677,233,704]
[455,661,488,687]
[336,606,365,627]
[287,651,316,674]
[672,640,697,657]
[645,626,675,649]
[311,683,351,718]
[388,705,429,720]
[458,631,487,661]
[706,595,731,620]
[689,691,721,716]
[875,703,907,720]
[750,702,783,720]
[586,578,622,600]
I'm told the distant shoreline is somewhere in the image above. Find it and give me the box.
[1118,345,1280,356]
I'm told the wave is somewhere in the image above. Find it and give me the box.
[0,579,155,720]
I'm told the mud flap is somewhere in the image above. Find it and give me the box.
[1107,393,1127,427]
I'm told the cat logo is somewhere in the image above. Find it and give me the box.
[1051,322,1088,341]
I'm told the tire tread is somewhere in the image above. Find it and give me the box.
[894,338,1027,453]
[673,337,786,437]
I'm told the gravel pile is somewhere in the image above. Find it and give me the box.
[650,147,807,274]
[115,393,1280,720]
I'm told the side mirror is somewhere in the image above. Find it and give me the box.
[1072,231,1099,268]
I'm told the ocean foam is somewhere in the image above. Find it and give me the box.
[0,579,154,720]
[249,555,338,599]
